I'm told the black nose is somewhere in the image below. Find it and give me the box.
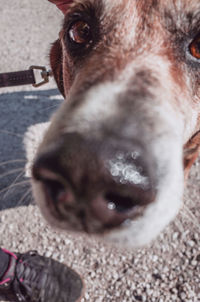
[32,133,156,231]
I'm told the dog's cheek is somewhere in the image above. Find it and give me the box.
[50,39,65,97]
[184,130,200,179]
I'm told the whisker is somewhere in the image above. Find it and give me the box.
[0,168,24,180]
[0,181,30,196]
[174,219,185,234]
[0,159,25,167]
[41,104,61,112]
[3,169,25,199]
[0,130,23,138]
[182,204,200,231]
[17,188,32,206]
[29,194,34,205]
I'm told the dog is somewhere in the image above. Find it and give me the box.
[31,0,200,248]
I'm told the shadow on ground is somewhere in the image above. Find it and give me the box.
[0,89,63,211]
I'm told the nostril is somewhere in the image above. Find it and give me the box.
[105,192,137,213]
[43,179,66,204]
[37,176,76,218]
[32,159,75,210]
[90,189,148,229]
[90,186,156,229]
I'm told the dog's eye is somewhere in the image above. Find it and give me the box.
[65,12,100,57]
[68,21,92,45]
[189,35,200,60]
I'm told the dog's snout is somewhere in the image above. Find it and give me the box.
[32,133,156,232]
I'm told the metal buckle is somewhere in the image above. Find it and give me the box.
[29,65,53,88]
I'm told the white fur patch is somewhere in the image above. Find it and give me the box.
[63,81,126,135]
[28,0,200,248]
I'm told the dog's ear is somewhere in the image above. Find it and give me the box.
[50,39,65,97]
[184,131,200,179]
[48,0,73,14]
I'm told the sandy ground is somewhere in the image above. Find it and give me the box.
[0,1,200,302]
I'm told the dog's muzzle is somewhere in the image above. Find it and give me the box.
[32,133,156,233]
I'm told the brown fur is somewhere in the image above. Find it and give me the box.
[31,0,200,246]
[50,0,200,169]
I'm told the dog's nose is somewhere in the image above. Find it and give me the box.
[32,133,156,230]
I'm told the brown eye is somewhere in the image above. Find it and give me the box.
[189,35,200,59]
[69,21,91,44]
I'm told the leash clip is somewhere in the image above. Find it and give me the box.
[29,66,53,88]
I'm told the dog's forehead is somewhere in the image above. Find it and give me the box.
[96,0,200,48]
[101,0,200,21]
[52,0,199,14]
[52,0,200,29]
[101,0,200,11]
[67,0,200,33]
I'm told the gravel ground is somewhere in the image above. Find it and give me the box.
[0,1,200,302]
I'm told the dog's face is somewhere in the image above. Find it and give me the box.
[32,0,200,247]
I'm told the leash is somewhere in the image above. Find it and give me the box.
[0,66,53,88]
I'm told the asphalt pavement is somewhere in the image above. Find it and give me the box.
[0,0,62,209]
